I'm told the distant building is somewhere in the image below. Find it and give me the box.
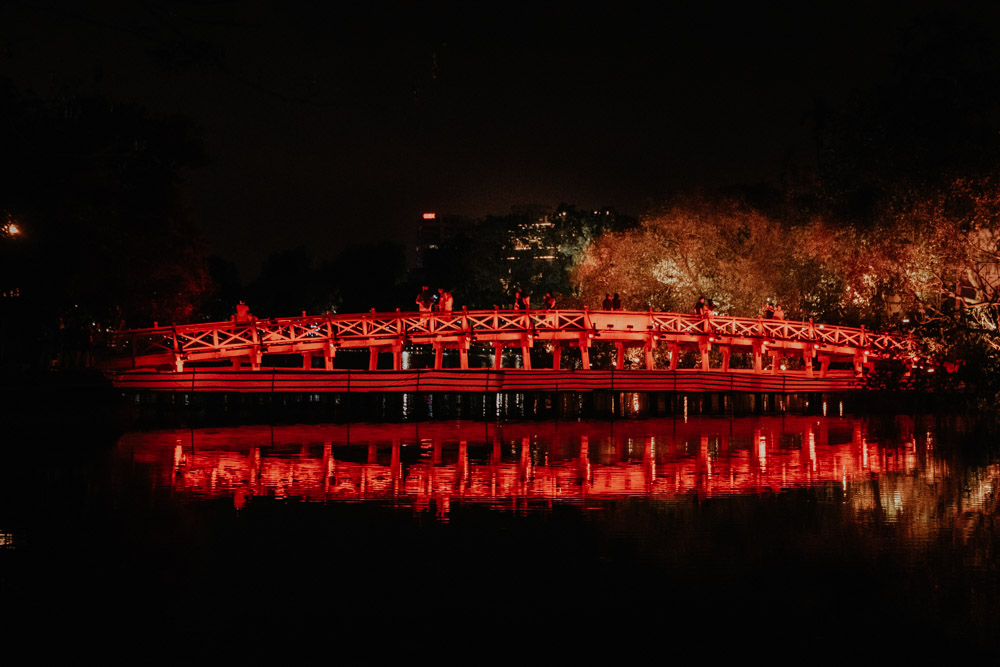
[506,214,557,262]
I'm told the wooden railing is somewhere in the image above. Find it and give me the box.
[97,308,915,373]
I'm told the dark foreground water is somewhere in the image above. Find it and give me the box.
[1,414,998,658]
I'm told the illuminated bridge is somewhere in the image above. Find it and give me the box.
[98,309,921,394]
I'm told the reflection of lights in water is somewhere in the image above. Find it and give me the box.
[683,396,688,422]
[822,400,827,417]
[808,429,816,472]
[402,392,410,416]
[0,531,13,547]
[426,394,434,418]
[839,401,843,417]
[134,416,987,512]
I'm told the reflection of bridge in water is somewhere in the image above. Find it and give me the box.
[101,309,924,394]
[124,416,939,514]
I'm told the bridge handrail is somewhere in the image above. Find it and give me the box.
[99,309,915,363]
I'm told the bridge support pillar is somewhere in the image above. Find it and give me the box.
[802,348,814,378]
[392,340,403,371]
[324,343,335,371]
[302,352,312,370]
[578,333,591,370]
[434,343,444,370]
[853,350,867,375]
[698,339,711,371]
[493,342,503,370]
[721,346,731,371]
[520,333,533,370]
[231,357,241,370]
[459,339,469,370]
[552,342,561,370]
[251,346,262,371]
[818,355,831,378]
[615,342,625,370]
[174,355,184,373]
[752,340,764,373]
[369,347,379,371]
[669,343,679,370]
[771,350,783,373]
[644,338,655,370]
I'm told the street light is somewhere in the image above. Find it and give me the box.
[2,214,21,237]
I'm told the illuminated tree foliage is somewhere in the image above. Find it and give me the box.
[884,178,1000,345]
[572,197,867,322]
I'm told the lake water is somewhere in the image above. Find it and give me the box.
[2,413,997,657]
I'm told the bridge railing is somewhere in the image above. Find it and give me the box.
[99,308,915,365]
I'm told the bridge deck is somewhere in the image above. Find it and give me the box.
[98,308,914,379]
[108,368,862,394]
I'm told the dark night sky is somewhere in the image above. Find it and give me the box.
[1,1,994,277]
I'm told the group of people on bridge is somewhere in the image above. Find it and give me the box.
[416,286,454,313]
[513,289,557,310]
[693,295,786,320]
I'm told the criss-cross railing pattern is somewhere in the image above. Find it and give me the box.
[100,308,915,369]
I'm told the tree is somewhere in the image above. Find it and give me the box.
[885,177,1000,347]
[572,196,862,320]
[0,84,212,329]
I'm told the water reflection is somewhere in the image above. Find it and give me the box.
[4,414,999,653]
[121,416,997,531]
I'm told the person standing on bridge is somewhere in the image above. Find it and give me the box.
[544,292,556,309]
[416,286,433,313]
[234,301,253,323]
[439,288,454,313]
[695,296,707,316]
[773,304,785,320]
[602,293,613,310]
[612,293,622,310]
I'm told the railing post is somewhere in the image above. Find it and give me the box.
[249,317,261,371]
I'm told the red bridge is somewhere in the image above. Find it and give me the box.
[98,309,919,394]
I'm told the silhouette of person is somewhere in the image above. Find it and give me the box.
[439,289,454,313]
[235,301,253,323]
[612,293,622,310]
[602,293,613,310]
[416,287,433,312]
